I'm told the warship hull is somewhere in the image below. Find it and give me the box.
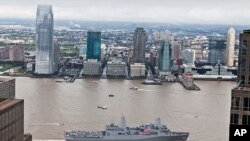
[66,134,188,141]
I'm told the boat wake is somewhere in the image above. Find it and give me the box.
[31,123,64,126]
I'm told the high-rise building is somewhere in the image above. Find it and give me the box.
[133,28,147,63]
[159,41,172,72]
[181,49,196,65]
[208,36,226,65]
[35,5,57,75]
[226,27,236,67]
[86,31,101,61]
[171,42,181,60]
[230,30,250,126]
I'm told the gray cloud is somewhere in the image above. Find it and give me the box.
[0,0,249,25]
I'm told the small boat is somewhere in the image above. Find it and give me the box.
[142,79,162,85]
[129,86,138,90]
[108,94,115,97]
[98,106,108,110]
[55,80,64,83]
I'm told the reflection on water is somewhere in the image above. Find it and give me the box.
[15,77,236,141]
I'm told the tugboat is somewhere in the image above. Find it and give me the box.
[65,115,189,141]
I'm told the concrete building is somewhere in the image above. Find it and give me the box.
[133,28,147,63]
[35,5,57,75]
[86,31,101,61]
[181,49,196,65]
[130,63,146,78]
[230,30,250,126]
[83,60,101,76]
[0,99,24,141]
[226,27,236,67]
[0,78,15,99]
[106,61,126,78]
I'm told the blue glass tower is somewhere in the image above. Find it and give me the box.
[87,31,101,61]
[159,41,172,71]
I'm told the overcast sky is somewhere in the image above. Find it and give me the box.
[0,0,250,25]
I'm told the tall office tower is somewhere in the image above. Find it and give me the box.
[133,28,147,63]
[181,49,196,65]
[226,27,236,67]
[35,5,56,75]
[208,36,226,65]
[172,41,181,60]
[230,30,250,126]
[0,77,15,99]
[159,41,172,72]
[86,31,101,61]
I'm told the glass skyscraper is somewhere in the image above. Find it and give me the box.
[159,41,172,72]
[86,31,101,61]
[35,5,56,75]
[208,36,226,65]
[133,28,147,63]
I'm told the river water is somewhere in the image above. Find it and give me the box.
[15,77,236,141]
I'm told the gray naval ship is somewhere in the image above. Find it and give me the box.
[65,115,189,141]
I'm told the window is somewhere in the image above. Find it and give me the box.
[231,114,239,124]
[239,58,246,72]
[231,96,240,110]
[243,97,250,111]
[240,40,247,55]
[242,115,250,125]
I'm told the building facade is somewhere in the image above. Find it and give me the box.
[171,41,181,60]
[35,5,57,75]
[0,99,24,141]
[230,30,250,126]
[106,61,126,78]
[181,49,196,65]
[208,36,226,65]
[226,27,236,67]
[0,78,15,99]
[130,63,146,78]
[133,28,147,63]
[86,31,101,61]
[182,72,194,89]
[159,41,172,72]
[0,46,24,62]
[83,60,101,76]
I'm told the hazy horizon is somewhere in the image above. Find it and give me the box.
[0,0,250,25]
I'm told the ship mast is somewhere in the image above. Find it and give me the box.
[119,114,127,129]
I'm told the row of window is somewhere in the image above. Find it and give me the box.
[231,114,250,125]
[231,97,250,111]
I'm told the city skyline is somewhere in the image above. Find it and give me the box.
[0,0,250,25]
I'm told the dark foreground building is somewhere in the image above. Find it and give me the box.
[230,30,250,126]
[0,77,32,141]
